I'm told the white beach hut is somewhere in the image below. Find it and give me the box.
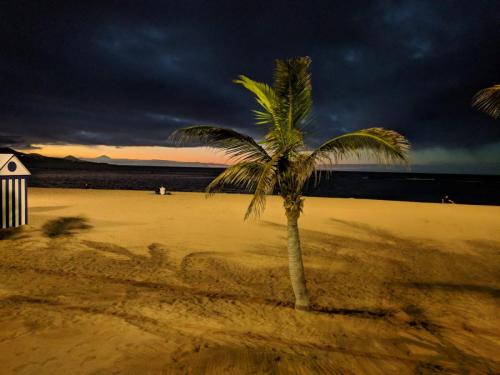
[0,154,30,229]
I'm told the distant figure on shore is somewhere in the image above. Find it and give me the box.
[157,186,171,195]
[442,195,455,204]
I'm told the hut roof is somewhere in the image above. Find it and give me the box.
[0,154,31,176]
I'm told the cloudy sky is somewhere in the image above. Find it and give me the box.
[1,1,499,172]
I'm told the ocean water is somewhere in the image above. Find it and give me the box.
[28,166,500,206]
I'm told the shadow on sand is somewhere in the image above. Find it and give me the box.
[0,227,25,240]
[42,216,92,238]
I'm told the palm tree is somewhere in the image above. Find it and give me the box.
[472,84,500,119]
[169,57,409,310]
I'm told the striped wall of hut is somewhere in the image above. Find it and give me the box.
[0,154,31,229]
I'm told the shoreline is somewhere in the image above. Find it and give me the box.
[27,186,500,208]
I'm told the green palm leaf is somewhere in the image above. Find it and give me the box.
[169,126,270,162]
[234,75,276,125]
[310,127,410,166]
[206,161,266,195]
[273,57,312,130]
[244,152,282,219]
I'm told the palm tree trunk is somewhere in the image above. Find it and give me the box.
[286,209,310,310]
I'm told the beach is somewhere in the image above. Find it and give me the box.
[0,188,499,374]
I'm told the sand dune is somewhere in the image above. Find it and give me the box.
[0,188,499,374]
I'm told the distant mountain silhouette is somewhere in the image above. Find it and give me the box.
[63,155,81,162]
[82,155,228,168]
[0,147,109,170]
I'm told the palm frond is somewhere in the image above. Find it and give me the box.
[244,152,283,220]
[289,153,319,191]
[169,126,270,162]
[273,57,313,130]
[234,75,276,125]
[206,161,266,195]
[472,84,500,119]
[309,127,410,166]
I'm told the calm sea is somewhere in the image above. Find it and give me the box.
[29,166,500,206]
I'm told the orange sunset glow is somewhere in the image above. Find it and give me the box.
[20,144,392,166]
[21,144,231,164]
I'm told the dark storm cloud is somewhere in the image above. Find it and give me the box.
[0,0,499,154]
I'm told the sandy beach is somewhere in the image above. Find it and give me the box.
[0,188,499,374]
